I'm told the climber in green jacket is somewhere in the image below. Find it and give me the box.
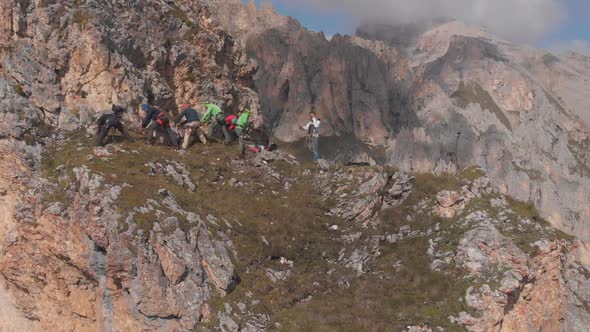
[200,102,229,143]
[234,109,251,157]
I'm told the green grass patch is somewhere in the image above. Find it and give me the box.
[72,10,93,29]
[40,134,572,331]
[187,71,196,83]
[14,83,27,97]
[169,4,193,27]
[458,166,486,182]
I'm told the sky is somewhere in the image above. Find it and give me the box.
[249,0,590,53]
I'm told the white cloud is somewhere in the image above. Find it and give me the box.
[550,40,590,56]
[278,0,565,44]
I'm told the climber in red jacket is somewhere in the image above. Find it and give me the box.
[223,113,238,144]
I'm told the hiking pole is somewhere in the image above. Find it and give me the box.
[454,132,461,170]
[127,128,145,135]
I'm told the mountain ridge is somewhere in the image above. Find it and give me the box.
[0,0,589,330]
[205,0,590,261]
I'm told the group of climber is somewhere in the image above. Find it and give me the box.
[95,101,322,161]
[94,101,252,157]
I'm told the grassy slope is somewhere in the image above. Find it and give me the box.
[40,133,570,331]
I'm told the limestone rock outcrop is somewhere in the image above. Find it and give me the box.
[0,0,588,330]
[208,1,590,254]
[0,0,262,130]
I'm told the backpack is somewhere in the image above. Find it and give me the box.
[156,112,170,127]
[307,118,320,136]
[97,113,118,130]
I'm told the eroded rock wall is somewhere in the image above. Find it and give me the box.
[0,0,262,129]
[210,2,590,254]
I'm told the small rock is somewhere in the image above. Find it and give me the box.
[44,202,63,216]
[93,147,112,158]
[430,259,446,271]
[186,212,200,224]
[14,203,35,224]
[500,276,520,293]
[532,240,551,252]
[224,219,233,229]
[261,236,270,246]
[0,188,7,196]
[5,230,19,245]
[329,225,339,231]
[399,225,411,235]
[224,303,233,315]
[386,234,400,243]
[279,257,294,267]
[207,215,220,227]
[160,217,178,232]
[317,159,330,170]
[218,311,239,332]
[407,326,433,332]
[266,268,291,282]
[435,190,466,218]
[158,188,174,199]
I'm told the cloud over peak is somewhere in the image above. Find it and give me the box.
[279,0,565,43]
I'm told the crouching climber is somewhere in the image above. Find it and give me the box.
[235,109,251,158]
[224,113,238,144]
[94,105,135,147]
[141,104,179,148]
[175,103,207,149]
[200,102,229,143]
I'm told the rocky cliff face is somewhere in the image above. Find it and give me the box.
[0,0,589,331]
[0,0,262,129]
[2,142,237,330]
[0,0,262,329]
[211,2,590,260]
[1,132,589,330]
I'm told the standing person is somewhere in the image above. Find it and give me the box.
[140,104,179,148]
[174,103,207,149]
[234,109,251,158]
[224,113,238,144]
[200,102,229,143]
[95,105,135,147]
[301,111,321,162]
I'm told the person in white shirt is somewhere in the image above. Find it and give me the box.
[301,111,321,162]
